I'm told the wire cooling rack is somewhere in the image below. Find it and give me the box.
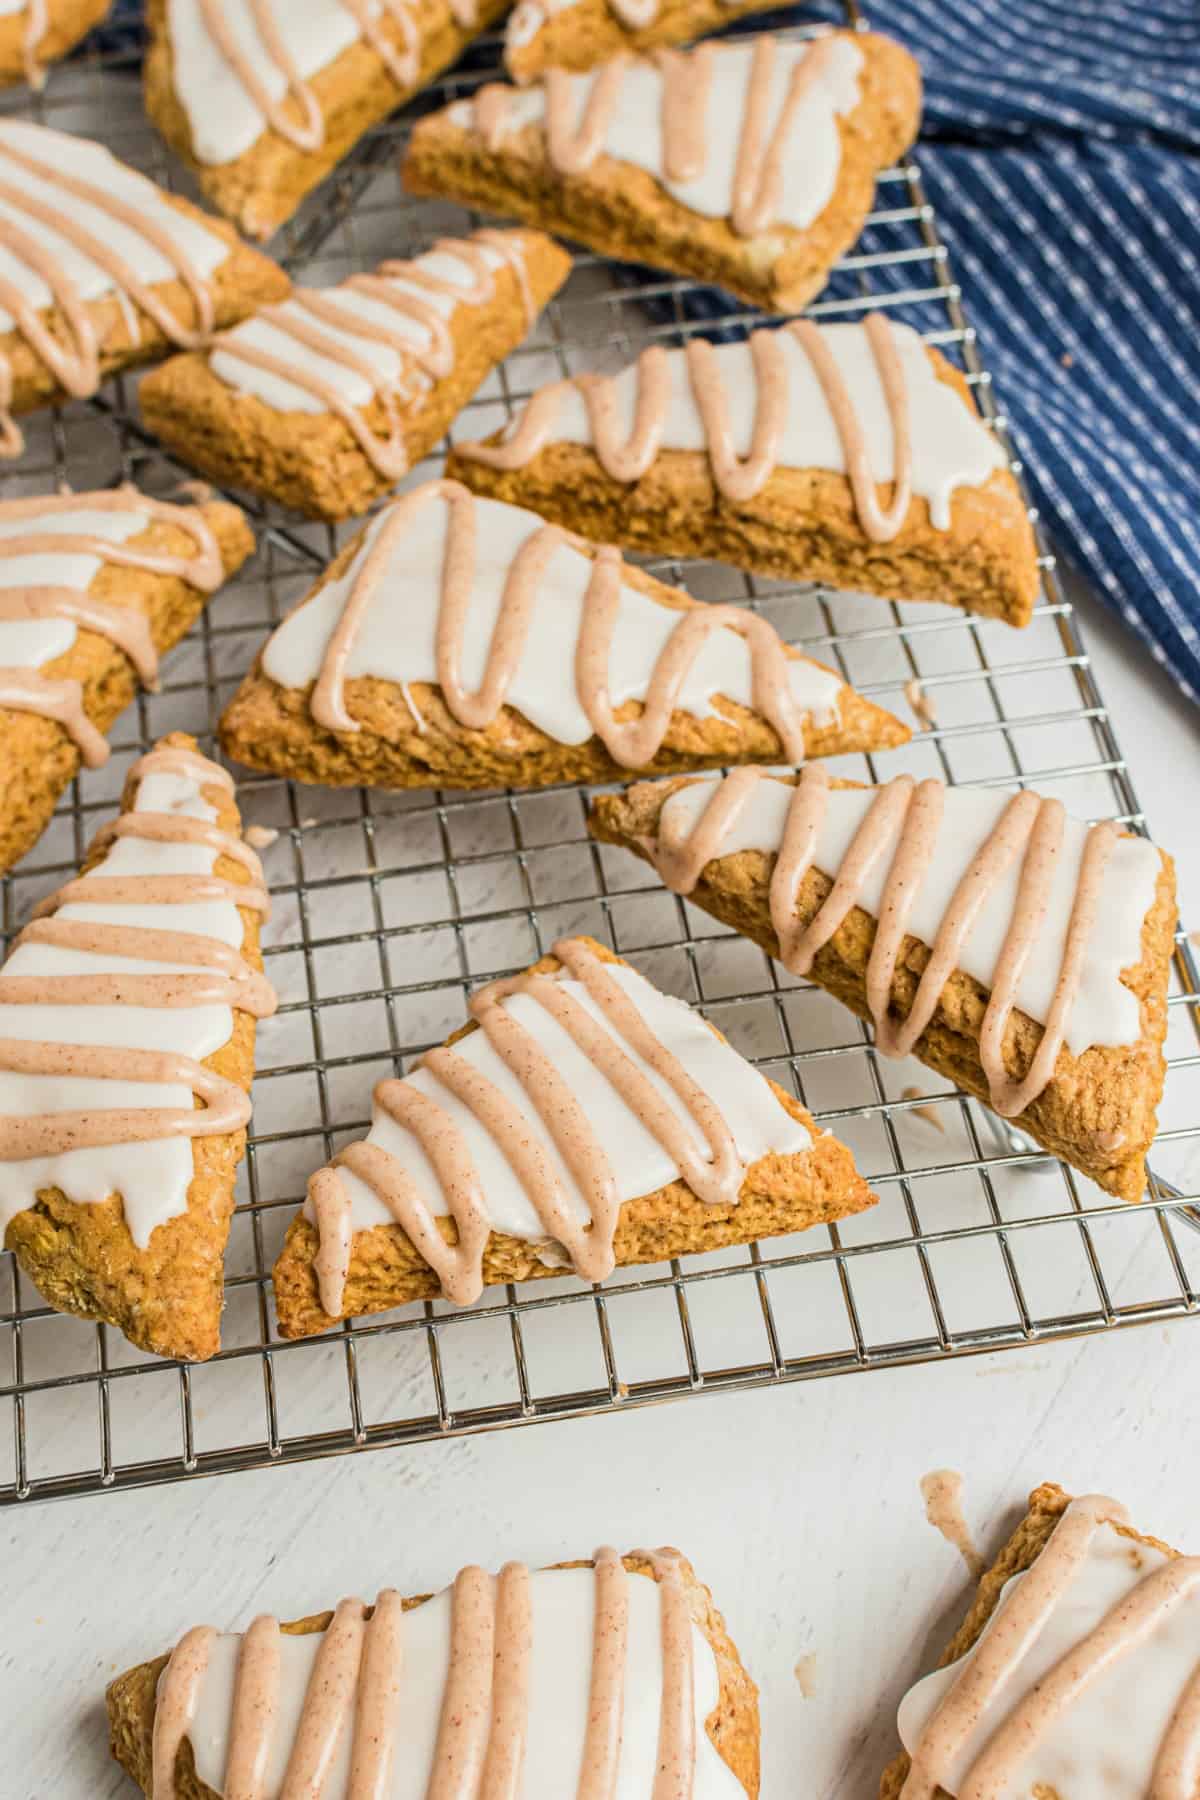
[1,10,1198,1508]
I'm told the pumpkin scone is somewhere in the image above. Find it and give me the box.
[273,932,874,1338]
[144,0,513,243]
[0,732,276,1362]
[589,768,1176,1203]
[0,487,253,874]
[882,1483,1197,1799]
[403,29,921,312]
[504,0,794,84]
[0,0,109,87]
[449,312,1041,624]
[218,478,909,792]
[107,1547,760,1797]
[140,230,572,522]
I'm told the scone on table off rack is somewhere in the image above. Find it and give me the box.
[882,1484,1200,1799]
[271,933,875,1339]
[403,29,922,312]
[140,230,572,522]
[0,0,109,88]
[449,311,1042,625]
[504,0,795,84]
[589,767,1176,1204]
[0,733,276,1364]
[218,478,910,792]
[0,119,288,460]
[0,487,253,874]
[144,0,513,242]
[107,1548,760,1797]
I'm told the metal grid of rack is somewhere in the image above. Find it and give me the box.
[1,11,1198,1508]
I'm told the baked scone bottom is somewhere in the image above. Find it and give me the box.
[0,0,109,86]
[504,0,795,82]
[881,1484,1189,1799]
[0,733,273,1362]
[588,771,1175,1203]
[218,479,909,792]
[272,935,874,1339]
[107,1550,760,1798]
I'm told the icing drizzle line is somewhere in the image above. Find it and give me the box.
[305,478,813,764]
[0,742,274,1167]
[308,934,744,1317]
[151,1549,696,1800]
[0,490,225,766]
[211,233,534,479]
[901,1494,1200,1800]
[653,765,1119,1117]
[461,311,914,542]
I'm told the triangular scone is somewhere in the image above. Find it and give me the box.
[107,1550,759,1798]
[0,0,108,88]
[504,0,793,84]
[219,479,909,791]
[405,30,921,313]
[449,314,1041,625]
[589,769,1176,1202]
[882,1484,1187,1799]
[0,488,253,874]
[144,0,512,242]
[141,231,573,522]
[273,933,874,1338]
[0,120,288,458]
[0,732,276,1362]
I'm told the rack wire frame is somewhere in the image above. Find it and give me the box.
[1,10,1198,1508]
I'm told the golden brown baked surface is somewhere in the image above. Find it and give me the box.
[588,776,1176,1203]
[139,231,573,522]
[272,934,875,1338]
[448,348,1042,625]
[505,0,794,83]
[403,31,922,312]
[106,1549,760,1798]
[879,1483,1179,1800]
[0,498,253,876]
[1,731,265,1363]
[0,0,108,85]
[218,515,909,789]
[143,0,512,241]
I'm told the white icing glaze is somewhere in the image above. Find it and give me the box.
[209,241,512,414]
[0,120,230,335]
[261,491,845,743]
[0,769,245,1248]
[304,956,810,1243]
[506,322,1007,531]
[898,1520,1200,1799]
[167,0,384,165]
[657,775,1160,1056]
[182,1566,745,1798]
[0,503,148,673]
[474,34,862,231]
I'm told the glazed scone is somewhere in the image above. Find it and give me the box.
[144,0,513,242]
[403,30,921,312]
[449,313,1041,624]
[272,933,874,1338]
[0,733,276,1363]
[505,0,795,84]
[0,119,288,459]
[882,1483,1192,1799]
[589,768,1176,1203]
[218,478,909,791]
[0,488,253,874]
[107,1549,760,1797]
[0,0,109,87]
[140,230,572,521]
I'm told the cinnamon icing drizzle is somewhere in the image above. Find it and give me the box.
[461,312,915,543]
[303,478,812,763]
[211,234,534,479]
[901,1495,1200,1800]
[653,765,1120,1116]
[309,934,746,1317]
[152,1550,701,1800]
[0,490,224,765]
[14,0,47,88]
